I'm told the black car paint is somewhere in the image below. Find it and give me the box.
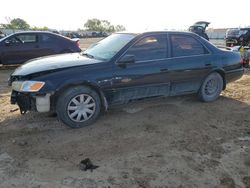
[225,28,250,47]
[188,21,210,41]
[9,31,244,113]
[0,31,81,65]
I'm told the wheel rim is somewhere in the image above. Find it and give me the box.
[204,78,218,96]
[67,94,96,122]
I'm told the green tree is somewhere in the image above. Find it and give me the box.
[84,18,103,31]
[1,18,30,30]
[84,18,125,33]
[10,18,30,30]
[32,26,49,31]
[115,25,126,32]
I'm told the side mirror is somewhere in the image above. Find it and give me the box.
[4,40,11,46]
[117,55,135,65]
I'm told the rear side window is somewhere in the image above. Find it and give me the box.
[16,34,38,43]
[125,35,167,62]
[170,34,207,57]
[41,34,57,43]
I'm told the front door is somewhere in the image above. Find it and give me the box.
[110,34,171,104]
[2,33,39,64]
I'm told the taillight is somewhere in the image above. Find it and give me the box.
[240,58,244,64]
[76,40,80,48]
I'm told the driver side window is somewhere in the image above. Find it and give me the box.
[16,34,38,43]
[125,35,167,62]
[5,34,38,45]
[6,36,22,44]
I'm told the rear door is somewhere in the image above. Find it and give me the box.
[110,34,171,104]
[167,34,213,95]
[38,33,58,56]
[2,33,39,64]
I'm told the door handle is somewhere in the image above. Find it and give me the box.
[160,68,169,72]
[205,63,212,66]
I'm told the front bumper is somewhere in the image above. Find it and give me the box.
[11,91,32,114]
[11,91,51,114]
[225,38,239,46]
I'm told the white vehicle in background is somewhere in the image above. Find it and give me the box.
[230,46,250,67]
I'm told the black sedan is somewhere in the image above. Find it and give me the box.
[9,31,244,128]
[0,31,81,65]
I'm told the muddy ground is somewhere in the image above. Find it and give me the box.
[0,39,249,188]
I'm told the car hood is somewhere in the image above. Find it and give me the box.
[12,53,103,76]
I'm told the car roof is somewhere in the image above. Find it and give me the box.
[228,27,250,30]
[3,31,72,41]
[116,31,196,36]
[10,31,57,35]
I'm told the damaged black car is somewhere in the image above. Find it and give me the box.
[9,31,244,128]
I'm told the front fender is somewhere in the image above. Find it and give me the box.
[53,80,109,111]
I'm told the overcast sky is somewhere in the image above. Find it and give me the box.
[0,0,249,31]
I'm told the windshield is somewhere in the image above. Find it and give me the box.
[83,33,136,61]
[226,29,240,36]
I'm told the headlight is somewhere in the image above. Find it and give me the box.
[12,81,45,92]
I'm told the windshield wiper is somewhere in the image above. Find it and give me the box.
[82,52,95,59]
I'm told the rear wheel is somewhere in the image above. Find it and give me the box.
[198,72,223,102]
[56,86,101,128]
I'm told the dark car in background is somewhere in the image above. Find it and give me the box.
[0,30,5,39]
[9,31,244,128]
[0,31,81,65]
[91,31,108,38]
[225,27,250,47]
[65,32,82,39]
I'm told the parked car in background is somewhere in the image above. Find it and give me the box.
[0,30,5,39]
[225,27,250,47]
[91,31,108,38]
[65,32,82,39]
[9,31,244,128]
[0,31,81,65]
[188,21,210,40]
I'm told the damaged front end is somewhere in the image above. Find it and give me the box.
[10,91,51,114]
[9,77,52,114]
[11,91,32,114]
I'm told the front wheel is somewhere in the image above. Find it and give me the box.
[198,72,223,102]
[56,86,101,128]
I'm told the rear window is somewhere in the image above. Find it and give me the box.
[170,35,206,57]
[41,34,57,42]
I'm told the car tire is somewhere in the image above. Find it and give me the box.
[198,72,223,102]
[56,86,101,128]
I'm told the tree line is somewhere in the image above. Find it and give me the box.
[0,18,126,32]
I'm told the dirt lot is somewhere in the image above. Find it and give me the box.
[0,39,250,188]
